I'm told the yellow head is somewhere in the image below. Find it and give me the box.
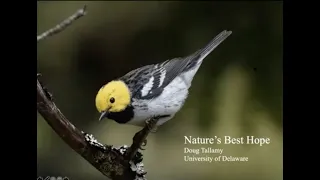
[95,80,131,121]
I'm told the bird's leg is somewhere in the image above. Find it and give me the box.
[131,116,160,151]
[145,115,160,133]
[133,116,160,150]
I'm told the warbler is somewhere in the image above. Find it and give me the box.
[95,30,232,130]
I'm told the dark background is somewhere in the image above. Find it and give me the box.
[37,1,282,180]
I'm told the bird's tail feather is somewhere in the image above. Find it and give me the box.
[183,30,232,71]
[198,30,232,60]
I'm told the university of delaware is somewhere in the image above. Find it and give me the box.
[184,155,249,163]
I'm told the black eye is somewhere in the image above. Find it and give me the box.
[110,97,115,103]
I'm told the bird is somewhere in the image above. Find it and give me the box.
[95,30,232,132]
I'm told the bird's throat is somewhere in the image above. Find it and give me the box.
[107,105,134,124]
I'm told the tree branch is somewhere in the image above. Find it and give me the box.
[37,6,156,180]
[37,5,87,42]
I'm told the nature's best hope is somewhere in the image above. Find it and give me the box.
[184,136,271,146]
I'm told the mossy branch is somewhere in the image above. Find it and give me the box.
[37,5,156,180]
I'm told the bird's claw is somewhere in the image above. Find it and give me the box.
[139,139,147,150]
[133,130,147,150]
[142,139,147,146]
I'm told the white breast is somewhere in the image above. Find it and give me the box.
[129,65,201,127]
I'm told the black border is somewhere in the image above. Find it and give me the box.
[284,0,313,179]
[1,0,35,177]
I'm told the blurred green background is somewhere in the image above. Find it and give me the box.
[37,1,282,180]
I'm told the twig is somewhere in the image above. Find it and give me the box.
[37,5,87,42]
[37,5,150,180]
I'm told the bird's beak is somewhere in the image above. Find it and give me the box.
[99,111,109,121]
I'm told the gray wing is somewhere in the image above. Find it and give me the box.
[119,64,154,98]
[122,30,232,100]
[137,55,197,100]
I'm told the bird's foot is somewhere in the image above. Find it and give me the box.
[140,139,147,150]
[149,126,158,133]
[132,116,160,151]
[133,129,147,150]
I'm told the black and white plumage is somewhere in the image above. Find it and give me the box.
[107,30,232,126]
